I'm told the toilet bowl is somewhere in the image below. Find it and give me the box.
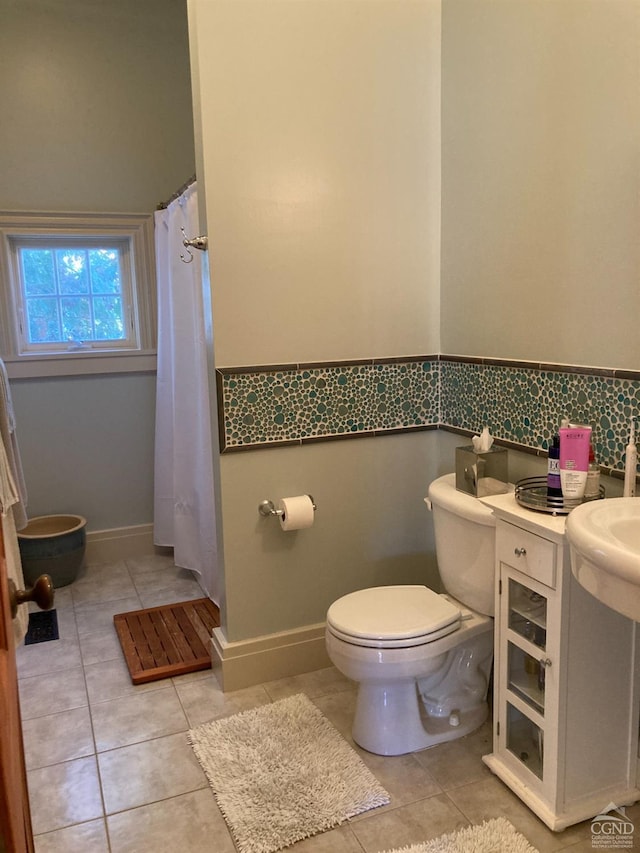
[325,473,497,756]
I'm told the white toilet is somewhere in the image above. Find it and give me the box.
[325,473,497,756]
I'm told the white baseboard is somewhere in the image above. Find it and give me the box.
[210,622,331,692]
[85,523,172,563]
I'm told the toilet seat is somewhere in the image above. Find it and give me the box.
[326,585,461,649]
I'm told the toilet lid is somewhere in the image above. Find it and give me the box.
[326,585,461,649]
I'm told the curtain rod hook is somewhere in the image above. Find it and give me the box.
[180,226,208,265]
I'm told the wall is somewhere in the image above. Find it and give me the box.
[189,0,440,367]
[10,375,156,527]
[441,0,640,370]
[0,0,196,529]
[188,0,443,641]
[0,0,194,213]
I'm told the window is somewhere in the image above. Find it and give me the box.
[0,212,157,377]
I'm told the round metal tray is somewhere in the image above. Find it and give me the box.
[515,476,604,516]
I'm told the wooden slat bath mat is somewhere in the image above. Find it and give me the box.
[114,598,220,685]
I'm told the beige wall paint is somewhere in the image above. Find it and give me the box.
[188,0,442,641]
[189,0,440,367]
[0,0,195,213]
[10,374,157,528]
[441,0,640,370]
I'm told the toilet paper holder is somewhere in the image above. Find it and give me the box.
[258,496,316,517]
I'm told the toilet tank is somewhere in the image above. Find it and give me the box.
[427,473,497,616]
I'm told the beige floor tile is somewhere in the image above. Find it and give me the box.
[75,559,129,581]
[350,792,468,852]
[125,552,176,576]
[558,841,616,853]
[137,585,206,608]
[353,751,442,812]
[311,688,359,740]
[74,596,142,636]
[98,731,207,813]
[27,756,104,835]
[22,706,95,770]
[71,561,138,607]
[288,824,364,852]
[174,673,271,727]
[34,818,109,853]
[134,567,204,609]
[107,788,236,853]
[19,666,88,719]
[170,666,216,685]
[91,685,188,752]
[263,666,353,701]
[16,636,83,679]
[413,723,494,790]
[50,605,77,637]
[446,777,590,853]
[84,655,168,704]
[79,625,125,666]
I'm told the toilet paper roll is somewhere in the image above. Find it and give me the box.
[277,495,315,531]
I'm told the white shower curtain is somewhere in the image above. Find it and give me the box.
[153,183,219,604]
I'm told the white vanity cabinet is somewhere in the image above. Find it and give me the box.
[481,494,640,831]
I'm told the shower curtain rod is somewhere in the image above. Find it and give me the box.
[156,173,197,210]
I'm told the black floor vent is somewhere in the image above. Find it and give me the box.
[24,609,59,645]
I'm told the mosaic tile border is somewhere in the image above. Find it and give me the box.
[216,357,440,451]
[216,355,640,476]
[440,357,640,477]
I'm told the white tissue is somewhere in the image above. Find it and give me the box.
[472,427,494,454]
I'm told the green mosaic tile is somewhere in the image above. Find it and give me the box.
[220,360,439,449]
[440,360,640,473]
[220,355,640,469]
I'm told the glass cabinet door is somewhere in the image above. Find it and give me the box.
[508,578,547,648]
[507,578,547,714]
[506,702,543,780]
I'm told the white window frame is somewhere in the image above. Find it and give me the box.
[0,211,157,378]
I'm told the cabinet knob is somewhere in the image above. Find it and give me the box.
[514,547,527,557]
[539,658,552,668]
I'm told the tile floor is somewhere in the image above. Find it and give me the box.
[16,554,639,852]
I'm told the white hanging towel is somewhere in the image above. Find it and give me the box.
[0,435,28,645]
[0,357,27,530]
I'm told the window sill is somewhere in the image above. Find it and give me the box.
[4,350,157,379]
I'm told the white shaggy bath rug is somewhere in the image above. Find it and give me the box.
[382,817,540,853]
[188,692,390,853]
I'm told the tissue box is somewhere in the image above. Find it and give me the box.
[455,445,508,498]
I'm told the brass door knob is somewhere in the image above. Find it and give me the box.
[8,574,55,619]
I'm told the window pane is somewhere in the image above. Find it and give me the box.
[19,245,127,345]
[89,249,121,295]
[61,296,92,341]
[56,249,89,295]
[5,215,151,362]
[26,297,61,342]
[21,249,56,296]
[93,295,125,340]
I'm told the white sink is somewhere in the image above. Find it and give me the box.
[566,498,640,621]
